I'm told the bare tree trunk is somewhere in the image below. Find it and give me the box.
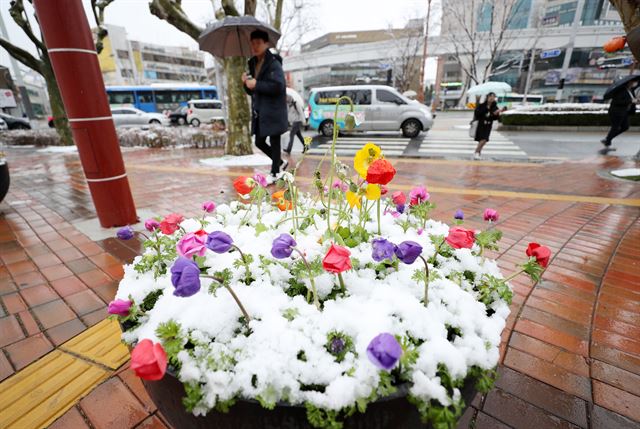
[224,57,252,155]
[608,0,640,62]
[273,0,284,31]
[41,60,73,146]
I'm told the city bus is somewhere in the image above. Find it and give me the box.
[105,84,218,113]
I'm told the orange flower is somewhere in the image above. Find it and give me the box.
[366,159,396,185]
[272,190,293,211]
[233,176,256,195]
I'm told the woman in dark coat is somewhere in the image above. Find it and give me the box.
[473,92,504,160]
[242,30,288,182]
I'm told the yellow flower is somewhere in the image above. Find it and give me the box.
[353,143,381,179]
[365,184,381,200]
[346,191,362,209]
[303,136,313,148]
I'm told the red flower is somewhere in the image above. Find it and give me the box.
[526,242,551,268]
[130,339,167,381]
[322,244,352,273]
[159,213,184,235]
[391,191,406,206]
[366,159,396,185]
[233,176,256,195]
[445,227,475,249]
[380,185,389,196]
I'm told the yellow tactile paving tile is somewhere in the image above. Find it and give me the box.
[0,350,109,429]
[60,318,129,370]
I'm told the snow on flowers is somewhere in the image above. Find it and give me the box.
[111,140,551,429]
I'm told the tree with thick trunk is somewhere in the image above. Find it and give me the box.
[0,0,114,146]
[150,0,254,155]
[608,0,640,62]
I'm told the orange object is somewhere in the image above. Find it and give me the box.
[603,36,626,53]
[272,190,292,211]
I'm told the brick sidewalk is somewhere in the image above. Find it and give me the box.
[1,145,639,428]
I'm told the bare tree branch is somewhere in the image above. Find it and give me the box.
[90,0,115,54]
[0,37,44,73]
[149,0,203,40]
[244,0,257,16]
[9,0,46,54]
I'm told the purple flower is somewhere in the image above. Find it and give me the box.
[253,173,268,187]
[366,333,403,370]
[202,201,216,213]
[396,204,405,214]
[271,233,297,259]
[330,337,346,355]
[332,180,347,191]
[371,238,396,262]
[394,241,423,264]
[206,231,234,253]
[144,219,160,232]
[117,226,134,240]
[170,257,201,297]
[108,299,132,316]
[454,209,464,220]
[483,208,499,222]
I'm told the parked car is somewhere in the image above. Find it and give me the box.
[186,99,224,127]
[0,113,31,130]
[168,106,189,126]
[0,118,8,130]
[110,107,169,127]
[307,85,433,138]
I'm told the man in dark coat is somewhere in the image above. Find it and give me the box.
[601,80,638,152]
[242,30,288,182]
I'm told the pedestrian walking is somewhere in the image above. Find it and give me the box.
[601,80,638,154]
[472,92,505,160]
[284,89,306,154]
[242,29,288,184]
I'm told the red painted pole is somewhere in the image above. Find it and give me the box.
[33,0,137,228]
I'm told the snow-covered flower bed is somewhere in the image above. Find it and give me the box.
[112,124,550,428]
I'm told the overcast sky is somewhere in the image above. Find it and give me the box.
[1,0,436,76]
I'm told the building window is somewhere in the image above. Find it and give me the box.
[477,2,494,31]
[121,69,134,78]
[117,50,130,59]
[508,0,532,29]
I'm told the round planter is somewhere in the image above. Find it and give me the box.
[142,370,477,429]
[0,161,9,204]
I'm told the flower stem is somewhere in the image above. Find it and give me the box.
[419,255,430,306]
[231,245,252,285]
[293,248,320,309]
[377,199,381,235]
[337,272,346,294]
[504,268,524,283]
[203,275,251,324]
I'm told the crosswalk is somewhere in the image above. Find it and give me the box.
[306,136,411,157]
[417,130,527,158]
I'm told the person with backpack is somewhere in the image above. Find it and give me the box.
[284,90,306,154]
[242,30,288,184]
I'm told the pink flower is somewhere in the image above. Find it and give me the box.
[483,208,499,222]
[392,191,406,206]
[332,180,348,191]
[253,173,268,187]
[409,186,429,206]
[108,299,132,316]
[144,219,160,232]
[202,201,216,213]
[176,231,207,258]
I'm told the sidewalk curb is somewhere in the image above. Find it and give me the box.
[498,125,640,132]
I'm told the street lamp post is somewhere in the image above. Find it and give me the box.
[555,0,586,102]
[417,0,433,104]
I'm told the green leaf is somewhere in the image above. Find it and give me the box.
[254,222,268,236]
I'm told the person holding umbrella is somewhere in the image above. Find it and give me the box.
[601,78,639,154]
[472,92,505,160]
[242,30,288,183]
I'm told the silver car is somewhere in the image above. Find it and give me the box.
[110,107,169,127]
[308,85,433,138]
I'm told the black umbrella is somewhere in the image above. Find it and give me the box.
[603,74,640,100]
[198,16,281,58]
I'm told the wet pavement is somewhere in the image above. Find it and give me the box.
[0,133,639,428]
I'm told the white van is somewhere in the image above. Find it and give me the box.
[308,85,434,138]
[186,99,224,127]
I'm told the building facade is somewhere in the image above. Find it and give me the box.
[437,0,631,105]
[98,25,207,86]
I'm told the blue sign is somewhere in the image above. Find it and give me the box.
[540,49,562,59]
[622,57,634,66]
